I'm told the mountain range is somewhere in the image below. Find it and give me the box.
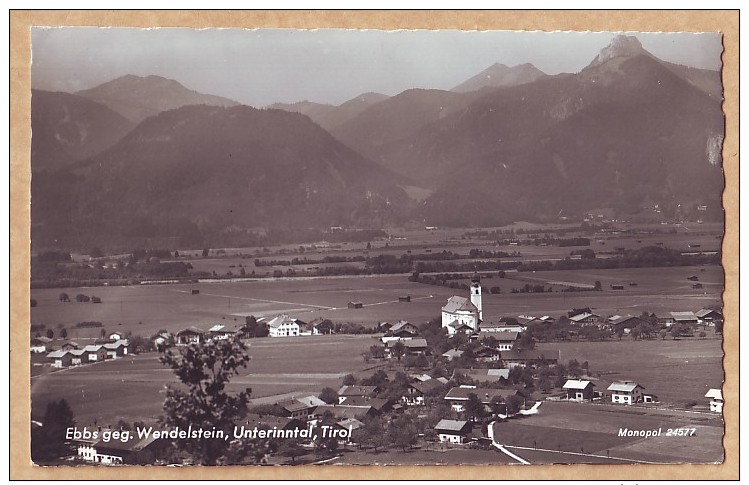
[30,35,724,251]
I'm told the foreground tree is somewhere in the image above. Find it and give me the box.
[31,399,75,464]
[160,337,263,465]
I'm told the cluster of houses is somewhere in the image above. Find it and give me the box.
[438,275,722,339]
[169,314,328,346]
[42,333,129,368]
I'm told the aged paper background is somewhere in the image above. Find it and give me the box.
[10,9,739,480]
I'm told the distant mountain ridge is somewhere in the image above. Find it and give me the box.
[452,62,547,93]
[76,74,240,123]
[30,35,724,250]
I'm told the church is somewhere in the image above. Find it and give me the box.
[441,274,483,335]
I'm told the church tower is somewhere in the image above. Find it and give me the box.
[470,273,483,322]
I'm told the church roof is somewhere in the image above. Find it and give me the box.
[442,296,478,314]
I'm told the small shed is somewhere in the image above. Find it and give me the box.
[348,301,364,309]
[398,295,411,303]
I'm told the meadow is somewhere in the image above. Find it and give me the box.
[494,400,723,464]
[30,334,380,425]
[537,337,724,407]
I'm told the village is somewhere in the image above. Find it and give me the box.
[31,274,724,466]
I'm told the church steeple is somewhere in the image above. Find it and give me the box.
[470,273,483,322]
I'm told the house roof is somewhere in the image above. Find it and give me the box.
[177,327,206,336]
[32,336,53,344]
[670,311,698,321]
[339,396,390,410]
[277,399,310,413]
[696,309,722,318]
[403,338,428,349]
[103,339,129,350]
[82,344,104,352]
[608,315,642,326]
[411,379,444,395]
[338,385,377,397]
[607,381,644,392]
[705,388,723,400]
[434,419,470,433]
[267,314,298,329]
[47,350,68,358]
[389,321,415,333]
[448,320,474,330]
[569,312,597,322]
[445,386,517,402]
[295,395,326,407]
[442,296,478,314]
[313,405,373,420]
[563,379,595,390]
[442,349,464,359]
[495,332,521,341]
[453,368,510,381]
[337,418,365,431]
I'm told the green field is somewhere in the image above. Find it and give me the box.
[538,338,724,406]
[30,334,380,425]
[493,401,723,464]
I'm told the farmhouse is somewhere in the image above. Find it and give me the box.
[77,435,165,465]
[61,341,80,351]
[480,319,526,333]
[31,336,53,353]
[311,404,379,421]
[670,311,699,326]
[386,321,419,338]
[696,309,723,326]
[274,397,322,420]
[607,381,645,405]
[347,301,364,309]
[568,312,601,326]
[207,323,239,340]
[296,319,320,336]
[403,379,444,406]
[402,338,429,355]
[434,419,472,444]
[47,349,72,368]
[563,379,596,401]
[82,344,107,362]
[441,274,483,335]
[176,327,206,345]
[338,396,392,413]
[608,315,645,333]
[452,368,510,383]
[484,331,520,351]
[267,314,300,337]
[444,386,519,413]
[473,346,501,363]
[441,349,464,361]
[705,388,723,413]
[103,339,129,359]
[68,349,87,365]
[338,385,378,404]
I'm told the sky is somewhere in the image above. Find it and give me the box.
[30,28,723,107]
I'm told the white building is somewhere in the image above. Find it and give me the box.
[441,275,482,335]
[607,381,645,405]
[705,388,723,413]
[267,314,300,337]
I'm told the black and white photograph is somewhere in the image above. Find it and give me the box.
[24,18,730,471]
